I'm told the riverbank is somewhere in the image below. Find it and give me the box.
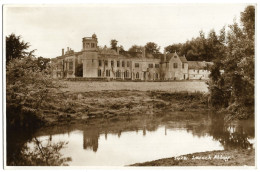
[42,90,209,126]
[130,149,255,166]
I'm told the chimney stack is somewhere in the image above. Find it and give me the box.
[62,48,64,56]
[117,47,120,55]
[67,47,69,52]
[142,47,146,58]
[164,49,166,62]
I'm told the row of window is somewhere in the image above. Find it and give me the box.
[98,60,160,69]
[97,69,159,79]
[84,42,96,48]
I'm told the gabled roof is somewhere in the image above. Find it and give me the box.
[179,56,188,63]
[188,61,213,70]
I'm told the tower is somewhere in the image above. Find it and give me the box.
[82,33,98,51]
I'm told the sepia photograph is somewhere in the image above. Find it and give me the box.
[2,2,256,169]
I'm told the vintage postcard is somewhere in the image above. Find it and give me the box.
[2,2,256,169]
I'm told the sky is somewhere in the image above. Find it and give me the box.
[4,3,250,58]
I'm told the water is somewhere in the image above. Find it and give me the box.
[8,112,255,166]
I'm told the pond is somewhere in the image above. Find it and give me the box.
[7,111,255,166]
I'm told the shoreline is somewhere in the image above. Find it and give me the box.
[130,149,255,166]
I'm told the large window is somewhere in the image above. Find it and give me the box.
[122,61,125,67]
[173,63,178,68]
[135,63,139,68]
[127,61,130,67]
[98,69,102,77]
[105,60,108,66]
[148,64,153,68]
[182,63,185,69]
[124,70,129,78]
[117,61,120,67]
[106,70,110,77]
[111,60,114,67]
[91,43,95,48]
[155,64,159,68]
[136,72,139,79]
[116,70,121,78]
[69,61,73,70]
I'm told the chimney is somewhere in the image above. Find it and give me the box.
[62,48,64,56]
[164,49,166,62]
[117,47,120,55]
[142,47,145,58]
[67,47,69,52]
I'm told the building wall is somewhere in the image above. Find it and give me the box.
[188,69,211,80]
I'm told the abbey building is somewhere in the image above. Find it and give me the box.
[52,34,212,81]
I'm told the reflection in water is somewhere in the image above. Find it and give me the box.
[83,128,99,152]
[7,111,255,166]
[208,114,254,150]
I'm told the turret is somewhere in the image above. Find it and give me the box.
[82,33,98,51]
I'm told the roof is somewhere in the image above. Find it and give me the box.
[179,56,188,63]
[188,61,213,70]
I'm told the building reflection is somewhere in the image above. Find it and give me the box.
[83,128,99,152]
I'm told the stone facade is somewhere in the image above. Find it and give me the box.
[52,34,212,81]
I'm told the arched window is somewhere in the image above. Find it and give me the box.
[98,69,102,77]
[136,72,139,79]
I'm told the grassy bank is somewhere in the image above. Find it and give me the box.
[41,90,209,126]
[130,149,255,166]
[61,80,209,93]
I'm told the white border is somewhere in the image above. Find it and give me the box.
[1,0,259,171]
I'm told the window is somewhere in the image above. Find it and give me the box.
[136,72,139,79]
[127,61,130,67]
[155,64,159,68]
[148,64,153,68]
[173,63,178,68]
[69,61,73,70]
[86,43,90,48]
[135,63,139,68]
[106,70,110,77]
[117,61,120,67]
[124,70,129,78]
[105,60,108,66]
[155,73,159,79]
[174,55,177,58]
[116,70,121,78]
[99,60,102,67]
[122,61,125,67]
[111,60,114,67]
[98,69,102,77]
[182,63,185,69]
[91,43,95,48]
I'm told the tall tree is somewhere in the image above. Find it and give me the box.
[145,42,160,54]
[208,5,255,119]
[6,34,31,64]
[110,39,118,50]
[128,45,143,52]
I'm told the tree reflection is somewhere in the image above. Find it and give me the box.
[208,114,254,150]
[7,132,71,166]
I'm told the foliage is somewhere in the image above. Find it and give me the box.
[6,33,32,64]
[128,45,143,52]
[36,57,51,71]
[21,137,71,166]
[6,50,61,128]
[145,42,160,54]
[208,5,255,119]
[110,39,118,50]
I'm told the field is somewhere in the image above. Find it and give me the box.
[61,80,209,93]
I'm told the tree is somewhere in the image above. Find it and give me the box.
[208,5,255,119]
[145,42,160,54]
[165,44,182,54]
[128,45,143,52]
[36,57,51,71]
[6,33,31,64]
[110,39,118,50]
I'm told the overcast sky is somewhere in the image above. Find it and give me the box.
[4,4,250,58]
